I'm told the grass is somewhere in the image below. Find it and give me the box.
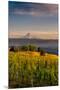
[9,51,58,88]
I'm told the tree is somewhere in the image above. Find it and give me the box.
[9,46,15,52]
[21,45,28,51]
[37,47,45,56]
[37,47,41,52]
[28,45,36,51]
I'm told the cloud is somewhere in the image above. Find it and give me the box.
[9,31,58,39]
[10,2,58,17]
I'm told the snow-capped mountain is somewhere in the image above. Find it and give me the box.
[23,33,32,39]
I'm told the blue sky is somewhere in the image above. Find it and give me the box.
[9,1,58,39]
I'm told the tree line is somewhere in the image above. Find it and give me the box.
[9,45,45,55]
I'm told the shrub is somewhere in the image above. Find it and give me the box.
[28,45,36,51]
[37,47,41,52]
[40,49,45,56]
[37,47,45,56]
[9,46,15,52]
[20,45,36,51]
[21,45,28,51]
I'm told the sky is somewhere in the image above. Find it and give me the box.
[9,1,58,39]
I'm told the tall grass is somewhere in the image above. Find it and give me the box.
[9,51,58,88]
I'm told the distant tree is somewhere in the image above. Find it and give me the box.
[9,46,15,52]
[37,47,41,52]
[37,47,45,55]
[21,45,28,51]
[40,49,45,56]
[28,45,36,51]
[20,45,36,51]
[14,47,21,52]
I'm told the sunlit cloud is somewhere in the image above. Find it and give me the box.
[9,31,58,39]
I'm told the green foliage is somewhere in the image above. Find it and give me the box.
[20,45,36,51]
[28,45,36,51]
[10,45,36,52]
[21,45,28,51]
[9,51,58,88]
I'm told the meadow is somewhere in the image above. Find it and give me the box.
[9,50,58,88]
